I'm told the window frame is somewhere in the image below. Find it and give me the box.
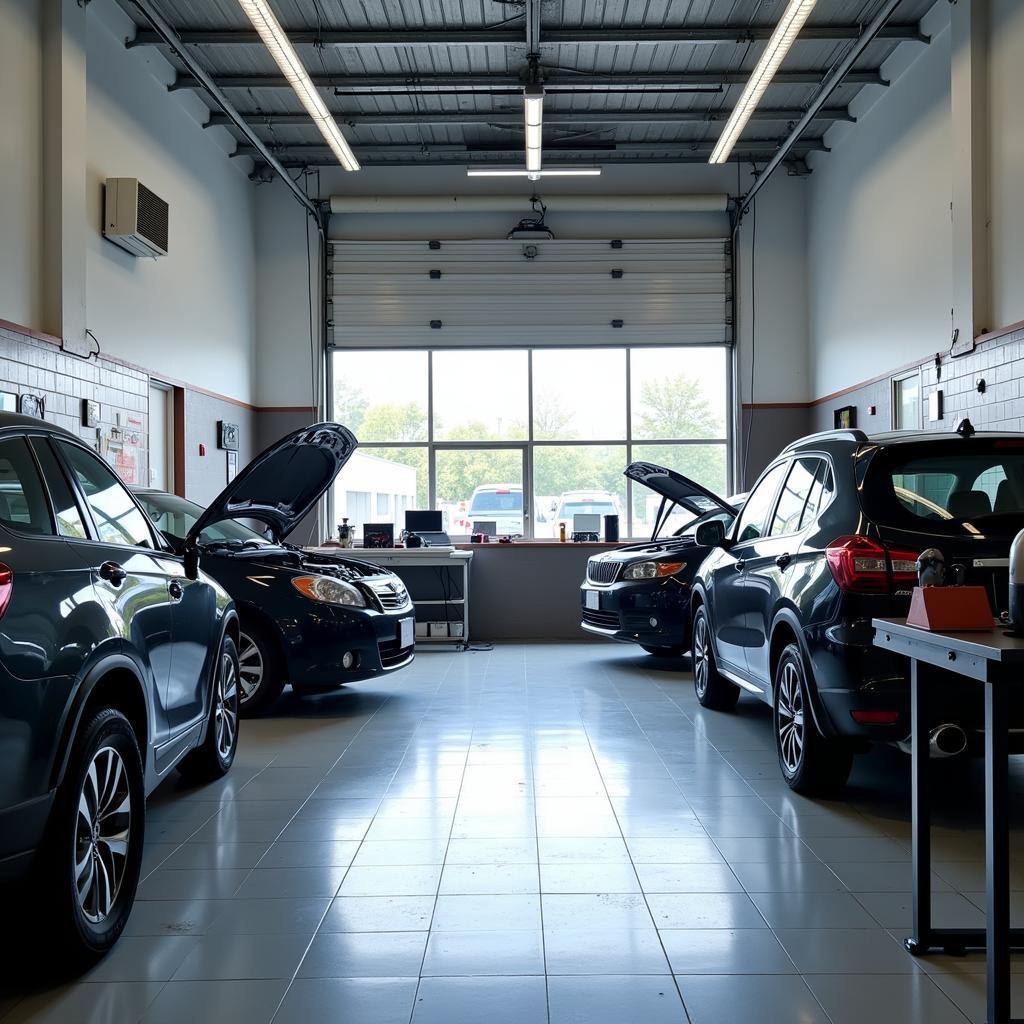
[0,433,59,539]
[892,370,922,431]
[329,344,732,541]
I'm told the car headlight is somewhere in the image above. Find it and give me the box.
[623,560,687,580]
[291,575,367,607]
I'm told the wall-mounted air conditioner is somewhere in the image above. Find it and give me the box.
[103,178,169,258]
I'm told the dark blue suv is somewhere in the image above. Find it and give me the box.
[691,426,1024,794]
[0,413,239,962]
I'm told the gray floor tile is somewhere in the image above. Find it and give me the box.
[351,839,449,866]
[679,975,830,1024]
[439,863,540,895]
[432,894,542,931]
[808,973,971,1024]
[321,896,436,932]
[136,868,249,901]
[634,862,743,893]
[751,891,880,929]
[543,927,670,975]
[205,897,330,936]
[411,976,548,1024]
[2,983,164,1024]
[122,898,228,937]
[255,841,360,868]
[646,892,767,929]
[774,928,922,974]
[141,979,288,1024]
[160,842,269,871]
[82,936,198,982]
[444,838,539,864]
[273,978,419,1024]
[662,928,797,974]
[728,859,847,893]
[298,931,428,978]
[234,866,348,899]
[421,930,545,975]
[340,865,443,897]
[540,863,641,894]
[171,932,310,980]
[547,975,686,1024]
[541,893,653,930]
[855,891,986,931]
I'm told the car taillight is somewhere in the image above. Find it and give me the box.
[825,536,918,593]
[851,709,900,725]
[0,564,12,619]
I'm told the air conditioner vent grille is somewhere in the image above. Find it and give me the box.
[136,182,169,253]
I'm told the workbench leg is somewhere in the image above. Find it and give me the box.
[906,658,932,954]
[986,682,1011,1024]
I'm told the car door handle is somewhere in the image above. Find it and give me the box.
[168,580,184,601]
[734,560,746,571]
[775,553,792,569]
[99,561,127,586]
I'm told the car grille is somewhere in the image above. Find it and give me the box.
[582,608,620,630]
[366,578,411,610]
[378,636,414,669]
[587,559,620,585]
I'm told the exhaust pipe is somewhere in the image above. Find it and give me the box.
[929,724,968,758]
[897,723,968,758]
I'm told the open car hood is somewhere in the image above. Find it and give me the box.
[624,461,737,518]
[187,422,357,545]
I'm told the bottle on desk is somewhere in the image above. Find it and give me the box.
[559,522,566,543]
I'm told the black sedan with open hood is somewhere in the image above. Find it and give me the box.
[580,462,742,656]
[135,423,414,715]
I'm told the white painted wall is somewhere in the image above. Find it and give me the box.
[989,0,1024,330]
[807,3,952,401]
[254,162,809,411]
[85,0,256,403]
[0,0,42,328]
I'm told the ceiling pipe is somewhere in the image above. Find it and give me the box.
[126,0,318,218]
[328,194,729,214]
[740,0,907,212]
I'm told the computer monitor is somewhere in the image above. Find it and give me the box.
[405,510,443,534]
[474,520,497,537]
[363,523,394,548]
[573,513,601,535]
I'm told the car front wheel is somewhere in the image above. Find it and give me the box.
[236,623,286,717]
[44,708,145,963]
[692,606,739,711]
[774,643,853,795]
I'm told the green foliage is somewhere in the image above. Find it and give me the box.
[635,374,723,441]
[360,402,427,443]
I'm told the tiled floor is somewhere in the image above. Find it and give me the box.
[3,642,1023,1023]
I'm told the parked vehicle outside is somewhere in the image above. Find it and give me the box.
[581,462,740,655]
[0,413,239,962]
[691,426,1024,794]
[135,422,415,716]
[467,483,525,537]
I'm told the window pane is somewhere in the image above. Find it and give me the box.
[433,350,528,441]
[893,374,920,430]
[332,351,428,442]
[333,447,426,543]
[532,349,626,440]
[734,462,788,544]
[630,443,728,538]
[0,438,54,535]
[770,458,820,536]
[436,449,524,536]
[631,347,728,441]
[31,438,86,538]
[533,445,627,538]
[58,442,153,547]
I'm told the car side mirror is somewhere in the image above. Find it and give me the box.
[184,543,201,581]
[695,519,726,547]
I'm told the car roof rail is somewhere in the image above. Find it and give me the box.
[781,428,870,454]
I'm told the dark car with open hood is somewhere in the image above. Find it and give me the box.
[580,461,743,656]
[0,412,239,964]
[135,422,415,716]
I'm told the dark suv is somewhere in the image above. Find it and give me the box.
[0,413,239,962]
[691,426,1024,794]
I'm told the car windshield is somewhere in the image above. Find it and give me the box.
[469,490,522,514]
[673,506,738,539]
[135,491,271,548]
[862,440,1024,534]
[558,501,617,518]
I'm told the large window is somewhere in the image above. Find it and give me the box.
[331,347,730,540]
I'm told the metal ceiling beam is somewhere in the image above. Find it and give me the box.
[742,0,903,210]
[204,107,853,128]
[172,70,884,91]
[129,23,926,47]
[526,0,542,54]
[124,0,317,216]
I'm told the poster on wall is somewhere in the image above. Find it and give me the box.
[218,421,240,451]
[833,405,857,429]
[226,450,238,483]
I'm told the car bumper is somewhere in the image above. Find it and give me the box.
[283,604,416,690]
[0,791,54,882]
[807,618,1024,747]
[579,580,690,650]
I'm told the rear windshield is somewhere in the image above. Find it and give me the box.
[862,440,1024,535]
[559,502,617,518]
[469,490,523,514]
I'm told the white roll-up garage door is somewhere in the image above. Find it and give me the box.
[328,238,732,349]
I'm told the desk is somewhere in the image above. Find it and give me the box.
[309,547,473,648]
[873,617,1024,1024]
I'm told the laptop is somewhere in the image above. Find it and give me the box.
[405,510,451,547]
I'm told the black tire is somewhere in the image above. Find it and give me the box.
[641,645,685,657]
[773,643,853,795]
[236,620,286,717]
[692,605,740,711]
[177,635,240,782]
[42,708,145,965]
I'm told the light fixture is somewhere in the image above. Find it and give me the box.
[708,0,817,164]
[236,0,359,171]
[466,167,602,177]
[524,81,544,176]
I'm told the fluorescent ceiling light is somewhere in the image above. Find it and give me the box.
[708,0,817,164]
[466,168,602,177]
[237,0,359,171]
[524,82,544,174]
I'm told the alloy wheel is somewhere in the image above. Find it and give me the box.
[215,650,239,761]
[777,661,805,774]
[693,615,710,698]
[237,632,264,703]
[74,746,131,924]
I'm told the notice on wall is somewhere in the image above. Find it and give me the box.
[102,424,145,485]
